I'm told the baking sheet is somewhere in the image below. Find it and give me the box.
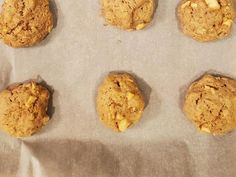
[1,0,236,176]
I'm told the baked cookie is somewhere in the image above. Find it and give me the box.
[0,81,50,137]
[0,0,53,48]
[177,0,235,42]
[183,74,236,135]
[96,73,145,132]
[101,0,156,31]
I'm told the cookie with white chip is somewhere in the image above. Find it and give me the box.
[0,81,50,137]
[183,74,236,135]
[0,0,53,48]
[96,73,145,132]
[101,0,156,31]
[177,0,235,42]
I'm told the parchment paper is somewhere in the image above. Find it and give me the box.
[1,0,236,177]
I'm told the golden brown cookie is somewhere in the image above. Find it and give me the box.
[183,74,236,135]
[96,73,145,132]
[177,0,235,42]
[0,0,53,48]
[0,81,50,137]
[101,0,156,31]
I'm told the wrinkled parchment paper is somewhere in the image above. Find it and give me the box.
[1,0,236,176]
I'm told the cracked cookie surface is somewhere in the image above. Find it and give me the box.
[101,0,156,31]
[177,0,235,42]
[184,74,236,135]
[96,73,145,132]
[0,81,50,137]
[0,0,53,48]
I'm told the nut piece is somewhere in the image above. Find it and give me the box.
[205,0,220,10]
[118,119,130,132]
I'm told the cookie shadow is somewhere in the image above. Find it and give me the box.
[123,140,195,177]
[204,70,236,79]
[126,72,162,128]
[37,76,56,119]
[129,72,152,108]
[0,60,12,91]
[175,0,182,31]
[49,0,58,28]
[39,89,60,136]
[0,145,20,177]
[233,0,236,23]
[33,76,63,136]
[206,135,236,177]
[0,138,21,176]
[22,140,195,177]
[23,140,120,177]
[152,0,176,26]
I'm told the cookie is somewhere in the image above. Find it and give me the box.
[96,73,145,132]
[0,81,50,137]
[177,0,235,42]
[101,0,156,31]
[0,0,53,48]
[183,74,236,135]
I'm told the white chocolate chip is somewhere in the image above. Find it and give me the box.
[136,23,146,30]
[200,126,211,133]
[205,0,220,10]
[196,27,207,34]
[127,92,135,100]
[116,114,124,121]
[118,119,130,132]
[25,96,37,108]
[204,85,216,94]
[223,19,233,27]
